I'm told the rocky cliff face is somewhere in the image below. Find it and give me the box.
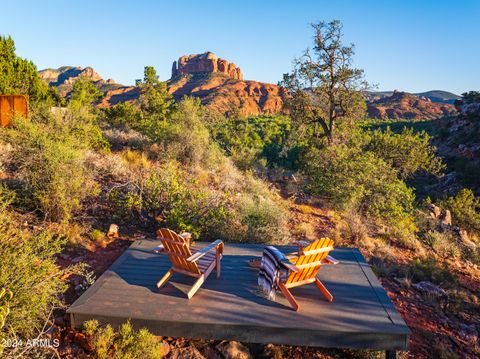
[39,66,122,97]
[168,74,286,116]
[167,52,288,116]
[367,91,457,120]
[171,52,243,80]
[39,53,286,115]
[98,86,140,108]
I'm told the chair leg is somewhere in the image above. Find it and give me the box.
[157,269,173,289]
[216,253,221,279]
[315,278,333,302]
[187,275,205,299]
[279,283,299,311]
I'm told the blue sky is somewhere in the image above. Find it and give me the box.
[1,0,478,94]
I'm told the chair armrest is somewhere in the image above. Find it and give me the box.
[279,258,300,273]
[324,255,339,265]
[267,246,300,272]
[152,245,164,253]
[187,240,223,262]
[295,240,310,248]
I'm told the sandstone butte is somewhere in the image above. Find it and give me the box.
[167,52,287,116]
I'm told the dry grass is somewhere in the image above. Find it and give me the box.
[292,222,316,240]
[102,127,149,149]
[120,149,151,171]
[85,150,130,179]
[297,204,315,215]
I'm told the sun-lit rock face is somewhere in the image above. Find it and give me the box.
[40,54,289,116]
[38,66,122,97]
[367,91,457,120]
[166,52,290,116]
[171,52,243,80]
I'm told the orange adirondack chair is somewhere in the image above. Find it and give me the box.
[156,228,224,299]
[278,238,337,311]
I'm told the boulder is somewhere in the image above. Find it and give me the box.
[216,341,252,359]
[170,346,206,359]
[412,281,448,299]
[426,203,441,219]
[107,224,119,238]
[159,341,170,357]
[440,209,452,227]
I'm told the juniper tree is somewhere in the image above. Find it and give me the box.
[281,20,367,145]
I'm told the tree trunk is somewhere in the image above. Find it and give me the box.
[316,118,334,145]
[326,131,334,145]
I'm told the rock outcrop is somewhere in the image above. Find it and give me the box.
[98,86,140,108]
[168,73,287,116]
[171,52,243,80]
[367,91,457,120]
[39,53,287,116]
[39,66,123,97]
[167,52,287,116]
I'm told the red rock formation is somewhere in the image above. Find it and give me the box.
[172,52,243,80]
[39,66,123,97]
[98,86,141,107]
[168,75,287,116]
[166,52,288,115]
[367,91,457,120]
[40,54,287,116]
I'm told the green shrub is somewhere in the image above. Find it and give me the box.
[365,127,445,179]
[304,144,416,225]
[90,229,105,243]
[69,77,103,114]
[4,116,99,221]
[213,115,296,170]
[83,320,164,359]
[109,161,228,239]
[0,187,67,355]
[104,66,174,144]
[0,288,13,329]
[225,176,289,244]
[440,188,480,234]
[106,96,217,168]
[408,258,458,288]
[423,230,461,258]
[234,194,288,243]
[0,36,53,105]
[154,97,214,167]
[104,102,143,128]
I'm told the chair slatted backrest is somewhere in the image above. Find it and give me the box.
[285,238,334,285]
[157,228,201,275]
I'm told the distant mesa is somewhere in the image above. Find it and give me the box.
[367,91,457,120]
[364,89,461,105]
[171,52,243,80]
[39,66,123,98]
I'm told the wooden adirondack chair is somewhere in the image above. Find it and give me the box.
[278,238,337,311]
[156,228,224,299]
